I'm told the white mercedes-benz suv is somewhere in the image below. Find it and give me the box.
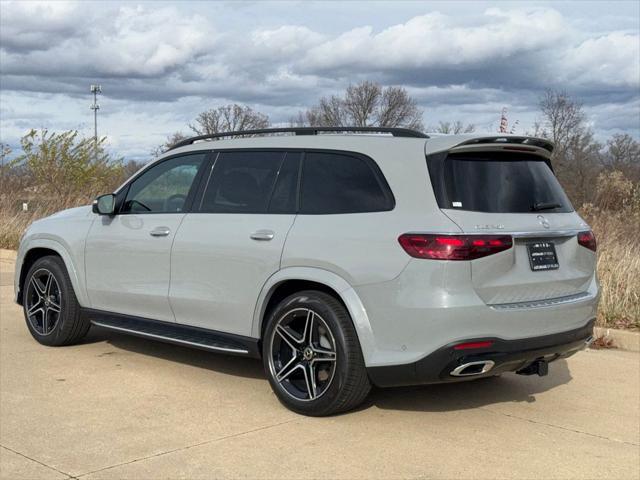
[15,127,599,416]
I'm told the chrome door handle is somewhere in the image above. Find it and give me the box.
[150,227,171,237]
[250,230,274,241]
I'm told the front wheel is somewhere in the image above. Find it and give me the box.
[262,290,371,416]
[23,255,90,346]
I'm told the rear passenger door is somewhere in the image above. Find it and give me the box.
[169,150,300,336]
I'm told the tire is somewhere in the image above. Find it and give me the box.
[22,255,90,346]
[262,290,371,416]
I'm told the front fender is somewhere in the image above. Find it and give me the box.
[15,236,89,307]
[251,266,378,365]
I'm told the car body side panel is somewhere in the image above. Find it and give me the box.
[169,213,296,336]
[251,266,378,364]
[14,206,95,306]
[84,213,186,322]
[281,140,461,287]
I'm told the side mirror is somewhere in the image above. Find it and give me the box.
[92,194,116,215]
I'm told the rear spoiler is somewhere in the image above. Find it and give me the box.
[449,136,554,159]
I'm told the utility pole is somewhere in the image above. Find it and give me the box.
[90,84,102,149]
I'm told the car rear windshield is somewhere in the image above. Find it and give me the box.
[430,152,573,213]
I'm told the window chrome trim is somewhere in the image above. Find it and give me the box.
[399,229,584,238]
[510,229,583,238]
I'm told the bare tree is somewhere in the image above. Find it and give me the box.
[153,104,270,155]
[603,133,640,181]
[430,121,476,134]
[153,131,188,156]
[294,81,424,131]
[123,159,147,179]
[538,90,586,158]
[189,104,269,135]
[563,130,602,205]
[536,90,601,205]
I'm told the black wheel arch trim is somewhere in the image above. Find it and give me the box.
[17,247,67,306]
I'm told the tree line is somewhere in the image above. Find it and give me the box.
[155,81,476,153]
[1,81,638,211]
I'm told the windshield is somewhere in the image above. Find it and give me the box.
[439,152,573,213]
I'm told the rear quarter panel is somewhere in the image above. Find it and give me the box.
[281,140,461,286]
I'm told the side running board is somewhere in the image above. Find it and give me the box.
[83,309,260,358]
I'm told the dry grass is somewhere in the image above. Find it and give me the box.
[0,194,92,250]
[1,193,639,331]
[581,205,640,330]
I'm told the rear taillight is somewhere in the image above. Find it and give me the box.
[577,230,596,252]
[398,234,513,260]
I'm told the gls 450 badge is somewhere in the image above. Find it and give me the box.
[474,224,505,230]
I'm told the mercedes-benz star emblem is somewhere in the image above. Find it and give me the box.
[537,215,550,229]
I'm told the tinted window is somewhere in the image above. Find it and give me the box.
[200,151,286,213]
[442,153,573,213]
[268,154,300,214]
[122,154,205,213]
[300,152,393,214]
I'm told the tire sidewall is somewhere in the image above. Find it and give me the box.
[23,256,76,346]
[263,291,355,416]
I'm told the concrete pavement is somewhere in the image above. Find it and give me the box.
[1,250,639,479]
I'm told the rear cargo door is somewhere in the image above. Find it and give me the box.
[428,150,596,305]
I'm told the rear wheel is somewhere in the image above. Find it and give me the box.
[23,255,90,346]
[263,290,370,416]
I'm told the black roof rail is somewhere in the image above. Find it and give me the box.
[168,126,428,151]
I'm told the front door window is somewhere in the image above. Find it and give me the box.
[121,154,206,214]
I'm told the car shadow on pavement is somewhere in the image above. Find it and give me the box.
[366,360,573,412]
[83,327,574,412]
[85,326,266,380]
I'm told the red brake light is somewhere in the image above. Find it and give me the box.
[453,341,494,350]
[577,230,596,252]
[398,234,513,260]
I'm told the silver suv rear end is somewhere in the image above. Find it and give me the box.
[362,135,598,386]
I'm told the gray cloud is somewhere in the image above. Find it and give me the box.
[0,1,638,160]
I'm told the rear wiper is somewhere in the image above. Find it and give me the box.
[531,202,561,211]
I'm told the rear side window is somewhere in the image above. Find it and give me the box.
[200,151,289,214]
[300,152,394,214]
[268,154,300,214]
[433,152,573,213]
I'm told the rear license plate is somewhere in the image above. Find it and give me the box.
[527,242,559,271]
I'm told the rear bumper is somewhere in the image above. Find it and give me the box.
[354,257,599,368]
[367,319,595,387]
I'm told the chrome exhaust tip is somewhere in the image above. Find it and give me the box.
[450,360,495,377]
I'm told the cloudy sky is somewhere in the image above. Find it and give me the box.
[1,0,639,161]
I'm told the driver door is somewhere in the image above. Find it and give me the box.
[85,152,208,322]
